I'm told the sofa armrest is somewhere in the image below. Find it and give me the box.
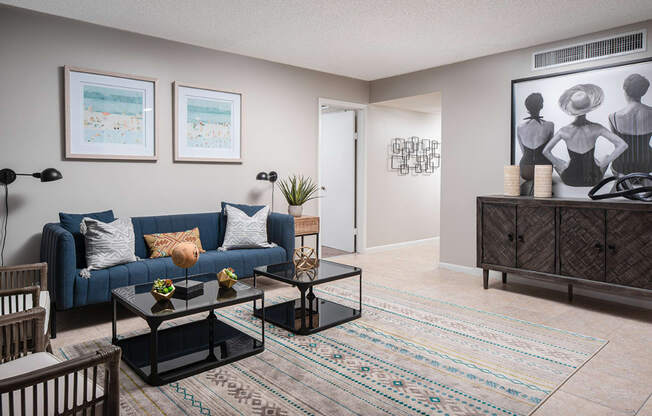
[40,223,77,310]
[268,213,295,262]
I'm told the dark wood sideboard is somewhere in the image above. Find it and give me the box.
[477,195,652,300]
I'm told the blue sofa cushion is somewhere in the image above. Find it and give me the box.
[72,246,286,307]
[59,210,115,268]
[219,202,265,246]
[131,213,220,259]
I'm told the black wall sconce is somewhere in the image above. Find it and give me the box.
[0,167,63,265]
[256,171,278,211]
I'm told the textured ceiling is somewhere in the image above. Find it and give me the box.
[3,0,652,80]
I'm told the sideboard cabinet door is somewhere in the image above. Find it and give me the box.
[482,203,516,267]
[606,210,652,289]
[559,208,605,281]
[516,206,555,273]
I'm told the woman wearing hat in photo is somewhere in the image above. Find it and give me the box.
[517,92,555,194]
[608,73,652,175]
[543,83,628,187]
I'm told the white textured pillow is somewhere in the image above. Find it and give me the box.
[79,217,137,277]
[220,205,276,250]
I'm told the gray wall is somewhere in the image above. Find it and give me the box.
[366,105,440,247]
[370,20,652,268]
[0,7,369,265]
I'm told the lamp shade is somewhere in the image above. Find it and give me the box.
[256,172,268,181]
[268,171,278,182]
[37,168,63,182]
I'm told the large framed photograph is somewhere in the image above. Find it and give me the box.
[511,58,652,197]
[65,66,158,160]
[174,82,243,163]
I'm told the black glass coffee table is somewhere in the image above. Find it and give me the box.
[111,273,264,386]
[253,260,361,335]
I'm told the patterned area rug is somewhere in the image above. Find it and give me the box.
[57,281,607,416]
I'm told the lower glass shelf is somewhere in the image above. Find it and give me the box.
[254,297,360,335]
[116,317,262,385]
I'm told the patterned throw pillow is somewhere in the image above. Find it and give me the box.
[220,205,276,250]
[79,217,138,278]
[144,227,206,259]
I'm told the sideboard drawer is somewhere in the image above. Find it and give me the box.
[516,206,555,274]
[481,203,516,267]
[606,210,652,290]
[559,208,605,281]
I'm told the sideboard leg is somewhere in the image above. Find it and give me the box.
[483,269,489,289]
[502,272,507,284]
[568,284,573,302]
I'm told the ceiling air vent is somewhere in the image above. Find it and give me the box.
[532,30,646,70]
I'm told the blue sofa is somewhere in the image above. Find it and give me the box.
[40,211,294,316]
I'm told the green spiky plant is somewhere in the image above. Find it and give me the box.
[277,174,320,206]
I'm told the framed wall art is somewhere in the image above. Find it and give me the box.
[174,82,243,163]
[65,66,158,160]
[511,57,652,198]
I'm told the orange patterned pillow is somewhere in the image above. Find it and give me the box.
[144,227,206,259]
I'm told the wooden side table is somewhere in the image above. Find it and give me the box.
[294,216,320,257]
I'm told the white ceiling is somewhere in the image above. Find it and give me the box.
[375,92,441,114]
[3,0,652,80]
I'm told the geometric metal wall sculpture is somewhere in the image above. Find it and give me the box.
[390,136,440,176]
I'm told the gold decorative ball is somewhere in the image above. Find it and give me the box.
[293,246,318,271]
[171,242,199,269]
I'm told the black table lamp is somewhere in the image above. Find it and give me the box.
[0,167,63,265]
[256,171,278,211]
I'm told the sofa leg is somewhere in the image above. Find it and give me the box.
[483,269,489,289]
[50,303,57,339]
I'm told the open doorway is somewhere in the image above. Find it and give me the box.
[366,92,442,259]
[318,99,366,258]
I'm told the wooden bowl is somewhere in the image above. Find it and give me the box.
[151,286,175,302]
[217,270,237,288]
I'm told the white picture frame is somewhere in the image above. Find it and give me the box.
[174,82,243,163]
[65,66,158,160]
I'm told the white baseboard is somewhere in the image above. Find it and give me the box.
[438,262,652,310]
[363,237,439,253]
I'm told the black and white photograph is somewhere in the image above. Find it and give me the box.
[512,58,652,197]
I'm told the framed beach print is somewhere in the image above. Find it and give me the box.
[511,57,652,198]
[174,82,243,163]
[65,66,158,160]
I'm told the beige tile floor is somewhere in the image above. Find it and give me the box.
[52,241,652,415]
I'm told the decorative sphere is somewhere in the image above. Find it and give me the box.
[171,242,199,268]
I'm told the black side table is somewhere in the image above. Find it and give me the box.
[253,260,361,335]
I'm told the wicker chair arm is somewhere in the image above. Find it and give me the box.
[0,262,48,290]
[0,345,121,415]
[0,307,46,361]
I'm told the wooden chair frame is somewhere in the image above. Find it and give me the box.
[0,263,51,351]
[0,307,120,415]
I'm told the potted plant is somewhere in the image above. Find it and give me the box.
[277,174,320,217]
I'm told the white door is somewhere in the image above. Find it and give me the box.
[320,110,355,252]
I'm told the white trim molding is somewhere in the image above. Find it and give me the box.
[364,236,439,253]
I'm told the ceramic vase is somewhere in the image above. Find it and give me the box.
[288,205,303,217]
[534,165,553,197]
[503,165,520,196]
